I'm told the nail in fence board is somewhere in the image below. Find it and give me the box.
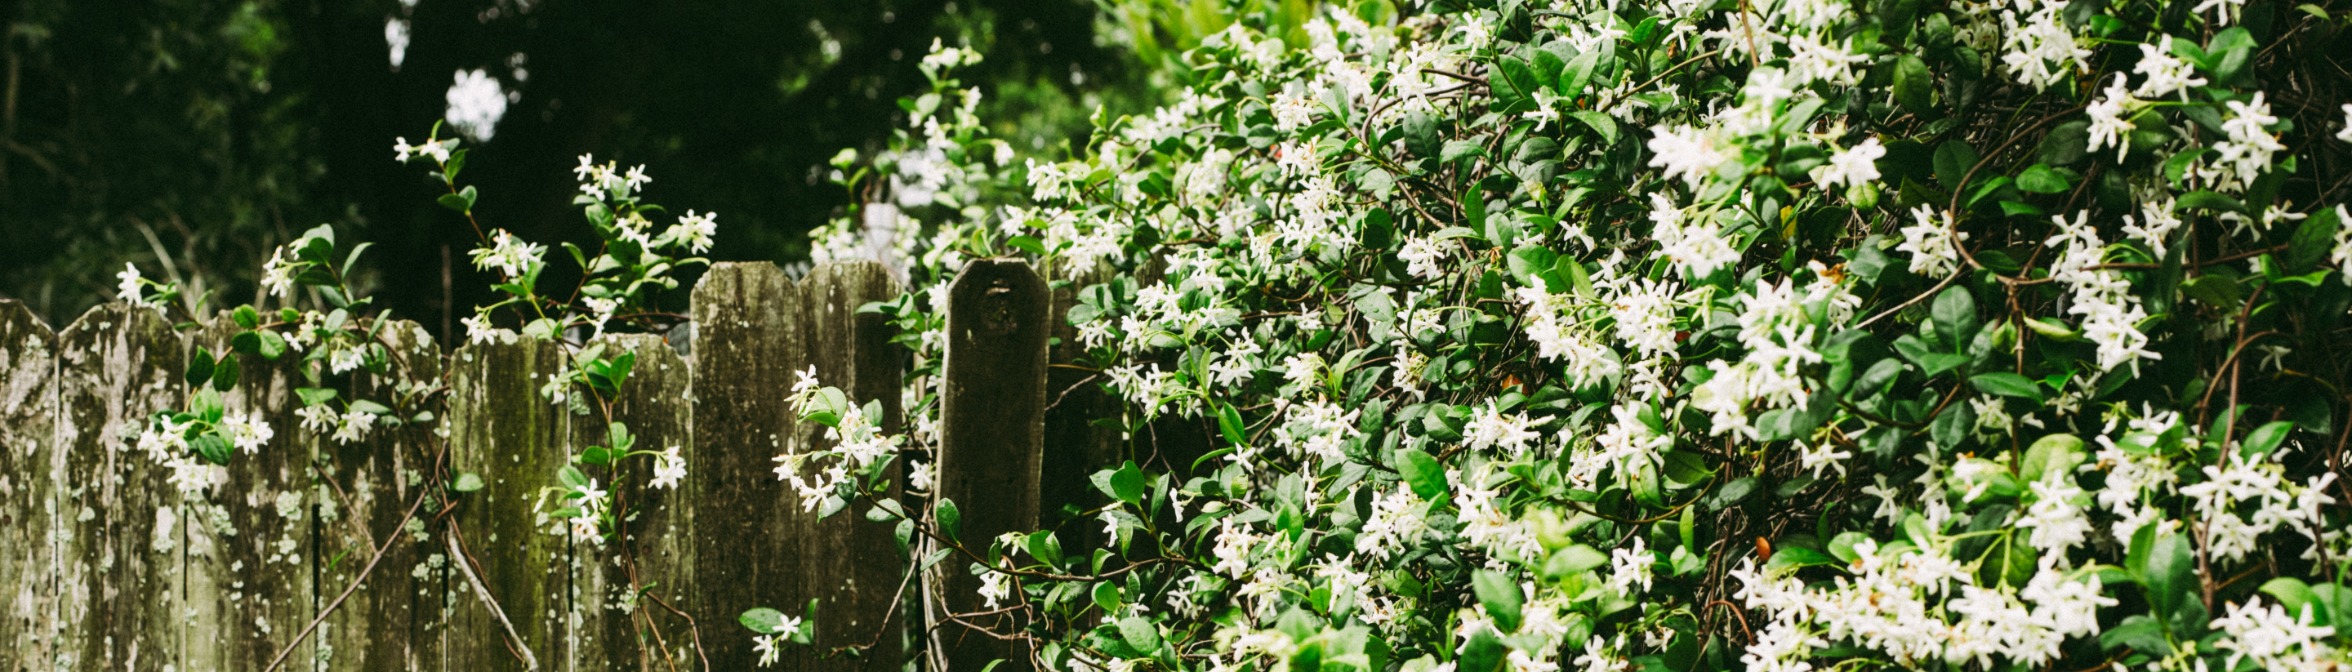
[935,260,1047,672]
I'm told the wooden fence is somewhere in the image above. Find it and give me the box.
[0,260,1092,671]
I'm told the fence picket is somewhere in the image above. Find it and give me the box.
[934,259,1048,672]
[0,301,57,672]
[54,304,185,671]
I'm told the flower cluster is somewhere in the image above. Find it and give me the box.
[751,3,2352,671]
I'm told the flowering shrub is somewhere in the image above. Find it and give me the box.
[763,2,2352,671]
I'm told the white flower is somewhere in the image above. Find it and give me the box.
[470,229,546,279]
[2339,104,2352,144]
[977,569,1012,609]
[1464,400,1539,456]
[1645,124,1731,188]
[1811,137,1885,190]
[666,210,718,254]
[1609,537,1655,593]
[2000,5,2090,91]
[260,246,298,299]
[1271,92,1317,132]
[649,446,686,490]
[2133,35,2205,99]
[222,412,274,453]
[2121,198,2183,258]
[2085,74,2137,162]
[752,634,782,667]
[1398,236,1448,279]
[1896,205,1967,277]
[116,263,154,306]
[331,407,377,445]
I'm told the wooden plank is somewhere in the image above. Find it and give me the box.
[0,300,57,672]
[797,262,905,670]
[177,315,317,670]
[688,262,809,669]
[53,303,186,670]
[446,337,569,670]
[575,333,696,670]
[935,259,1048,672]
[321,319,446,671]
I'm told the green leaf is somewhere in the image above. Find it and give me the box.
[1397,448,1447,500]
[1216,402,1247,446]
[2015,164,2070,193]
[1092,582,1124,613]
[2141,531,2194,618]
[2021,434,2087,484]
[2288,206,2338,272]
[452,472,486,493]
[443,185,480,212]
[294,387,338,406]
[1440,139,1487,165]
[192,432,233,465]
[1109,461,1146,506]
[1471,570,1523,633]
[2208,27,2256,84]
[1892,55,1933,115]
[739,607,793,634]
[231,305,261,329]
[558,465,588,489]
[2260,577,2317,623]
[211,353,241,392]
[1766,546,1839,571]
[2241,421,2294,457]
[936,498,961,540]
[1117,616,1162,655]
[185,348,216,387]
[1969,372,2043,403]
[1568,110,1619,145]
[2038,121,2091,166]
[1933,140,1979,191]
[1931,286,1977,352]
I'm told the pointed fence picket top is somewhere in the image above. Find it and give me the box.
[0,259,1063,672]
[932,259,1049,672]
[0,300,57,672]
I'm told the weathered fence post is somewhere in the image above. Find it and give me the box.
[690,261,907,670]
[0,300,57,672]
[54,304,185,671]
[322,319,445,671]
[689,262,810,668]
[796,263,908,669]
[447,337,569,670]
[574,333,695,670]
[934,259,1047,672]
[178,315,319,670]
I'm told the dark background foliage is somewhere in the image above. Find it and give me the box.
[0,0,1151,338]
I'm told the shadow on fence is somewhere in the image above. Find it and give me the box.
[0,260,1069,671]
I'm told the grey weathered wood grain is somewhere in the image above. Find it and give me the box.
[935,260,1047,672]
[179,315,317,670]
[0,300,57,672]
[447,337,570,670]
[1041,269,1119,557]
[321,319,445,671]
[689,262,810,669]
[54,303,185,671]
[574,333,695,670]
[797,262,905,671]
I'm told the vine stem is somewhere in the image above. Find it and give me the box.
[261,479,438,672]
